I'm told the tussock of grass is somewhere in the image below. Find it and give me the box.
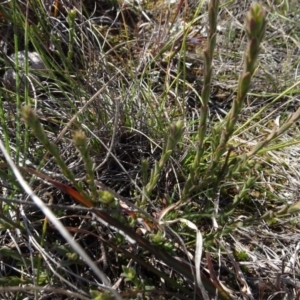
[0,0,300,299]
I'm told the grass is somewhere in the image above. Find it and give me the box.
[0,0,300,299]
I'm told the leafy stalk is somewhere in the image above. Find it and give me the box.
[142,120,184,204]
[73,130,98,201]
[182,0,219,201]
[213,3,266,164]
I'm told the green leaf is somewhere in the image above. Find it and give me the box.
[0,246,22,260]
[121,266,136,281]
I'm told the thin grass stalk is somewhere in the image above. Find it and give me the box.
[36,193,53,289]
[12,0,21,165]
[0,88,11,217]
[23,2,30,166]
[177,33,187,112]
[0,91,10,156]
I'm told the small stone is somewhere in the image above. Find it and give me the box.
[3,51,47,93]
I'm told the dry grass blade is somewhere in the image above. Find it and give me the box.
[206,253,232,300]
[248,106,300,156]
[0,286,90,300]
